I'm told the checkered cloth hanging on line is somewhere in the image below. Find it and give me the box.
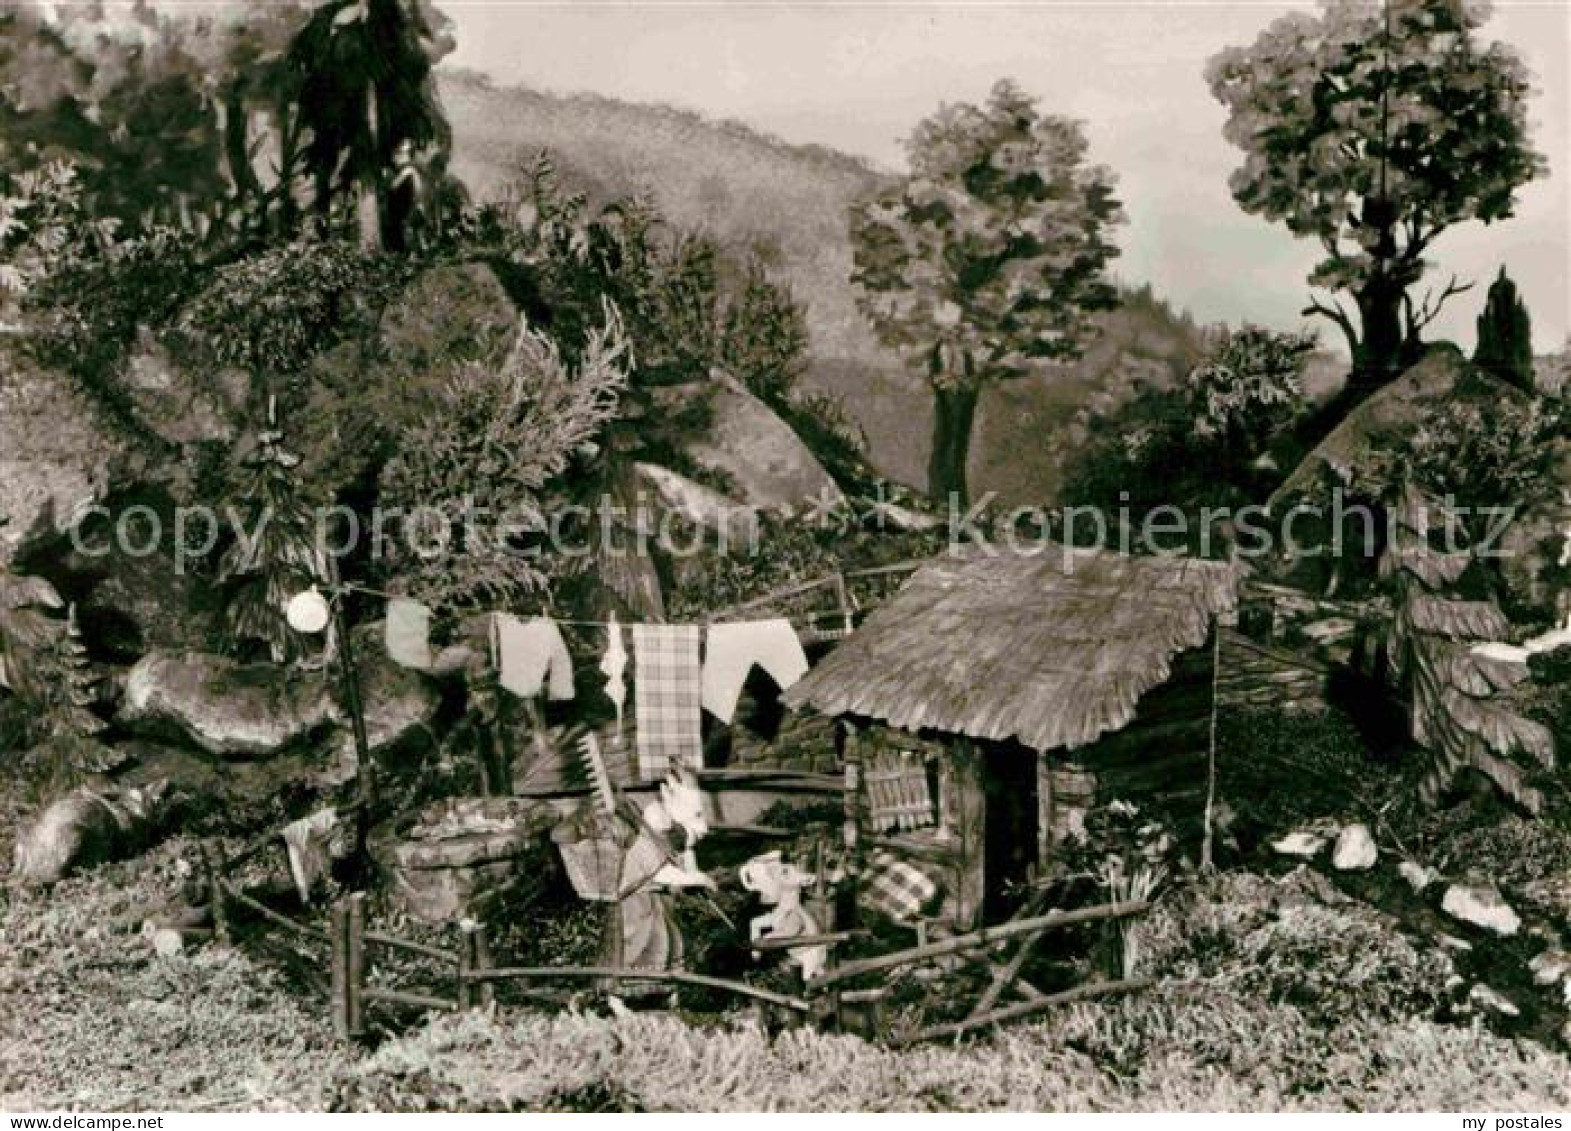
[632,624,703,779]
[861,850,941,924]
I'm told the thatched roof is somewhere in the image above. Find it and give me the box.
[783,545,1246,754]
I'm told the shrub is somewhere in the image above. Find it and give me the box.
[1217,708,1374,845]
[24,228,205,443]
[377,311,630,612]
[169,239,410,383]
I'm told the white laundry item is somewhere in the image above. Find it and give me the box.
[701,620,809,723]
[280,808,338,905]
[601,614,629,737]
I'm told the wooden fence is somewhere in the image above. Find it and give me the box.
[309,885,1149,1043]
[204,711,1154,1046]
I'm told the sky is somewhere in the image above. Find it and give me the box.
[442,0,1570,354]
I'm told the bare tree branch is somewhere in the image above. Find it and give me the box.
[1303,292,1360,358]
[1404,274,1473,341]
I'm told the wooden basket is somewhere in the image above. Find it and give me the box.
[551,817,622,902]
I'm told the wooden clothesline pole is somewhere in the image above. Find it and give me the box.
[1202,617,1221,872]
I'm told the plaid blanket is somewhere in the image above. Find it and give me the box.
[633,624,703,779]
[861,850,941,924]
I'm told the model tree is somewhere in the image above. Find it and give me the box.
[1474,267,1535,392]
[849,79,1123,505]
[286,0,455,252]
[1208,0,1544,392]
[218,403,328,663]
[1383,483,1554,811]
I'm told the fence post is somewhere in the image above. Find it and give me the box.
[346,892,367,1039]
[473,922,495,1009]
[202,841,231,948]
[456,919,476,1011]
[841,723,862,930]
[330,898,350,1040]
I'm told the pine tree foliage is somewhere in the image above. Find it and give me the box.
[378,309,632,612]
[218,409,329,663]
[1382,483,1554,811]
[55,603,106,738]
[1473,267,1534,392]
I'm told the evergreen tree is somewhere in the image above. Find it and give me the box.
[1474,267,1535,392]
[56,603,106,738]
[1383,484,1553,812]
[219,404,328,663]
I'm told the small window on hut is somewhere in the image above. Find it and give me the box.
[866,748,939,833]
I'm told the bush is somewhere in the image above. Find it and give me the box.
[24,229,205,441]
[377,312,630,612]
[169,239,411,382]
[1217,708,1376,846]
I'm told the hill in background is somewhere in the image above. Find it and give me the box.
[440,69,1217,503]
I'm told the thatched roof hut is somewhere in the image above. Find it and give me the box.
[784,544,1245,754]
[784,544,1246,927]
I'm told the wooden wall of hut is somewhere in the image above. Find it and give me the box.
[1038,638,1218,858]
[856,724,986,931]
[1215,629,1333,715]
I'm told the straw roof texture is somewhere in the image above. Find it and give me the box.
[784,545,1246,754]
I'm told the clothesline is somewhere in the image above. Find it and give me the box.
[317,580,855,630]
[331,579,824,782]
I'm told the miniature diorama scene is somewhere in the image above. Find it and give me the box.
[1,0,1569,1115]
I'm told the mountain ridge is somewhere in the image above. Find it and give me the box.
[438,67,1211,501]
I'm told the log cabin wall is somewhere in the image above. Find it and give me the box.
[858,724,986,930]
[1038,639,1218,865]
[1216,629,1333,715]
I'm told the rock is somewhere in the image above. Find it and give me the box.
[122,328,247,447]
[14,734,132,786]
[1442,882,1521,937]
[1331,823,1377,871]
[1529,949,1571,987]
[119,650,336,758]
[57,506,225,657]
[324,628,442,780]
[117,630,437,771]
[1399,859,1440,893]
[634,461,759,544]
[1272,830,1329,859]
[371,797,556,923]
[0,345,127,568]
[12,781,173,886]
[1468,983,1520,1018]
[657,372,844,509]
[1275,348,1483,502]
[149,928,184,958]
